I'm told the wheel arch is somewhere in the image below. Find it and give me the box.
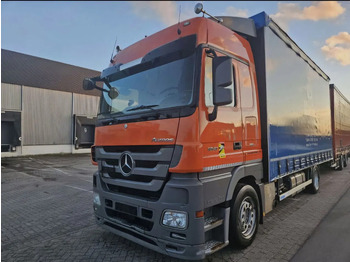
[226,163,264,223]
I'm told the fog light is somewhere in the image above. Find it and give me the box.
[162,210,187,229]
[93,192,101,206]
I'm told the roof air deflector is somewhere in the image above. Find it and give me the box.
[211,16,257,37]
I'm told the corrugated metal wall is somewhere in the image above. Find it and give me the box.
[1,83,22,111]
[73,93,100,116]
[2,83,100,147]
[23,86,73,145]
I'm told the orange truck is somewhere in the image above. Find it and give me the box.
[83,5,346,260]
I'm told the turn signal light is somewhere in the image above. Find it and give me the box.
[196,210,204,218]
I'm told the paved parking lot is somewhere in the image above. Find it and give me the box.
[2,154,350,262]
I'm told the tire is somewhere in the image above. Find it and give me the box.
[229,184,259,248]
[307,166,320,194]
[338,155,344,171]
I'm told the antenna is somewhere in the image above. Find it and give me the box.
[178,4,182,24]
[110,35,118,64]
[194,3,223,23]
[177,4,182,35]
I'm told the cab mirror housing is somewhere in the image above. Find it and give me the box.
[212,56,233,106]
[83,78,96,90]
[108,87,119,99]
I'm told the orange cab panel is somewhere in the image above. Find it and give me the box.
[95,118,179,146]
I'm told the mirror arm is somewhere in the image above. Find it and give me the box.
[94,85,109,93]
[208,105,218,121]
[103,80,112,90]
[91,76,110,92]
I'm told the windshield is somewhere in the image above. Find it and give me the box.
[99,54,195,118]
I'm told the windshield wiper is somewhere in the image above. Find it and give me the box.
[126,104,159,112]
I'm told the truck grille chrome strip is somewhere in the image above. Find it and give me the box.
[96,145,174,198]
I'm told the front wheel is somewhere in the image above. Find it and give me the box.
[229,184,259,248]
[307,166,320,194]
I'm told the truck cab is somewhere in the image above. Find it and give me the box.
[88,17,263,260]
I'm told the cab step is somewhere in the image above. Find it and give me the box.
[204,216,223,232]
[205,240,228,255]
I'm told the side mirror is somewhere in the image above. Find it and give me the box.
[108,87,119,99]
[83,78,96,90]
[83,77,119,100]
[212,56,233,106]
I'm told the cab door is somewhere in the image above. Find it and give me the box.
[236,62,261,163]
[199,50,244,171]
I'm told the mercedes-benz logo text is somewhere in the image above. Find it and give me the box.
[152,137,174,142]
[119,152,134,176]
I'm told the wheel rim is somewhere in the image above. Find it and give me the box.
[238,196,256,239]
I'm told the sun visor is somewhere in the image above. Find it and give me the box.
[141,34,197,63]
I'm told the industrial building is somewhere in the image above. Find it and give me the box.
[1,49,101,157]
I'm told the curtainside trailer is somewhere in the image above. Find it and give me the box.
[330,84,350,170]
[249,12,333,203]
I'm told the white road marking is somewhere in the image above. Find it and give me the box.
[29,157,71,176]
[52,167,71,176]
[65,185,93,193]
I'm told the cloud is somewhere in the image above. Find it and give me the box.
[321,32,350,66]
[271,1,345,30]
[130,1,178,26]
[223,6,248,17]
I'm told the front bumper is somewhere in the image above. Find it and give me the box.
[93,171,207,260]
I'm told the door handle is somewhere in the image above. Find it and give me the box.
[234,142,242,150]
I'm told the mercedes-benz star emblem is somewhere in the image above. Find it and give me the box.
[119,152,134,176]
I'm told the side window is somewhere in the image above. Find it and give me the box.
[204,56,214,107]
[238,63,253,108]
[204,55,235,107]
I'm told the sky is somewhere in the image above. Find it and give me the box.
[1,1,350,99]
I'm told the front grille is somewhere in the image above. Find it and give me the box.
[105,159,118,166]
[105,208,153,231]
[107,184,162,200]
[96,145,174,200]
[102,171,153,182]
[103,145,162,153]
[115,202,137,216]
[135,160,158,168]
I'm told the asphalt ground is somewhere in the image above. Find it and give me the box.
[291,187,350,262]
[1,154,350,262]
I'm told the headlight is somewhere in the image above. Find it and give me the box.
[93,192,101,206]
[162,210,188,229]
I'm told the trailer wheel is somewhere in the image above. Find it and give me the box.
[229,184,259,248]
[307,166,320,194]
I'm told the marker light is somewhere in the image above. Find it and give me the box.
[162,210,188,229]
